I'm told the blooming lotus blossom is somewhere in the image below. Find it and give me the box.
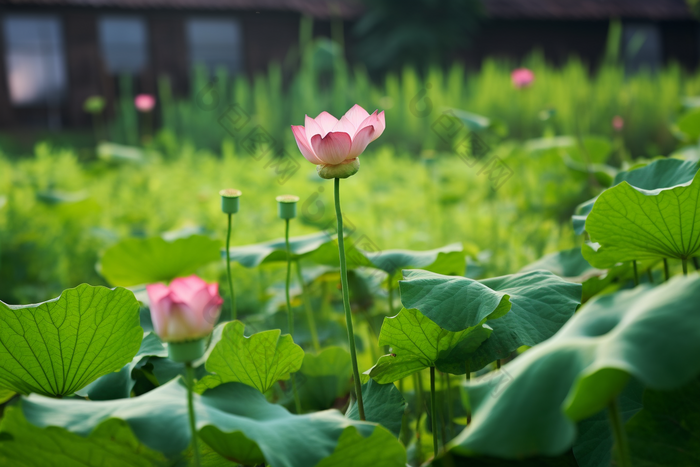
[291,104,385,172]
[612,115,624,131]
[134,94,156,112]
[511,68,535,89]
[146,275,222,342]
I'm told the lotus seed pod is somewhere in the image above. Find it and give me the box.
[276,194,300,219]
[220,189,242,214]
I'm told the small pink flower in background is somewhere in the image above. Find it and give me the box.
[612,115,624,131]
[146,275,222,342]
[291,104,385,166]
[511,68,535,89]
[134,94,156,112]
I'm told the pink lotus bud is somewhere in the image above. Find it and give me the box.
[612,115,624,131]
[511,68,535,89]
[291,104,385,178]
[146,275,222,342]
[134,94,156,112]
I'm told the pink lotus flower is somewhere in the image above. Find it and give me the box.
[291,104,385,167]
[146,275,223,342]
[612,115,624,131]
[134,94,156,112]
[511,68,535,89]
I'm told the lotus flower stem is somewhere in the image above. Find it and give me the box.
[632,260,639,286]
[465,362,471,425]
[185,362,201,467]
[646,269,653,284]
[445,372,454,440]
[430,366,439,457]
[387,276,395,315]
[682,259,688,275]
[607,397,632,467]
[693,257,699,271]
[284,218,302,414]
[226,214,236,320]
[413,372,424,463]
[663,259,670,282]
[295,261,321,352]
[496,359,501,369]
[334,177,365,420]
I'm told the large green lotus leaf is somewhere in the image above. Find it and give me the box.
[361,243,465,278]
[297,346,352,411]
[398,270,512,332]
[19,379,402,467]
[195,320,304,394]
[626,376,700,466]
[520,247,602,282]
[0,406,167,466]
[0,388,14,404]
[573,158,699,234]
[76,332,167,400]
[448,274,700,459]
[366,307,493,383]
[100,234,221,286]
[0,284,142,397]
[586,170,700,265]
[346,379,407,438]
[314,425,407,467]
[400,270,581,371]
[225,232,340,268]
[572,379,644,467]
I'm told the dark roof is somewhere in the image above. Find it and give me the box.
[0,0,364,18]
[483,0,694,20]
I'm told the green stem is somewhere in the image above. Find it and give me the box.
[334,177,365,420]
[608,397,632,467]
[430,367,439,457]
[496,359,501,369]
[632,260,639,286]
[445,372,454,440]
[388,276,395,315]
[663,258,670,282]
[646,269,653,284]
[693,257,699,271]
[682,258,688,275]
[185,363,201,467]
[465,361,471,425]
[284,219,302,414]
[414,372,424,464]
[295,261,321,352]
[225,213,236,320]
[399,378,411,448]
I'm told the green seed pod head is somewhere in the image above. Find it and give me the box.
[167,338,206,363]
[276,194,300,219]
[220,189,242,214]
[316,158,360,180]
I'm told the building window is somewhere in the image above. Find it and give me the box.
[186,18,243,73]
[623,23,662,73]
[98,16,148,74]
[3,15,66,106]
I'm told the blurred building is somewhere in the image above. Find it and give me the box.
[0,0,361,128]
[0,0,697,129]
[472,0,697,70]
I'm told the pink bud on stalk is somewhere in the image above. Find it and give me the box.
[291,104,386,179]
[146,275,222,344]
[612,115,624,131]
[511,68,535,89]
[135,94,156,112]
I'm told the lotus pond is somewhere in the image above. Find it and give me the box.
[1,75,700,467]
